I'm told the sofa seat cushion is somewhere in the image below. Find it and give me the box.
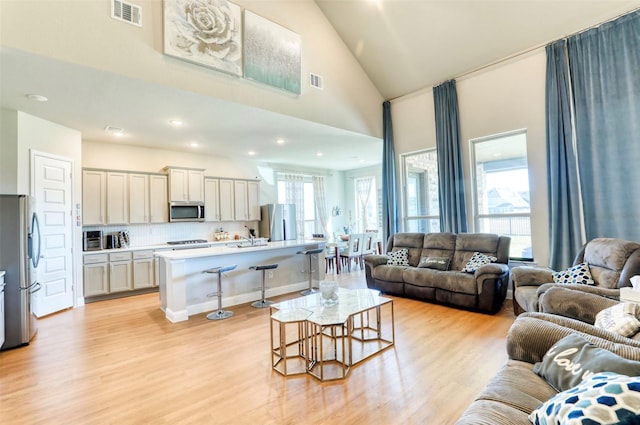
[515,286,539,312]
[372,265,409,283]
[402,268,478,294]
[456,360,557,425]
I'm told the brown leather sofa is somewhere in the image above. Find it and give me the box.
[512,237,640,316]
[363,232,511,314]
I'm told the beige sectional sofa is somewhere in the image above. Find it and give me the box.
[363,232,511,314]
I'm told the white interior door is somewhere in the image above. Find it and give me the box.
[32,153,74,317]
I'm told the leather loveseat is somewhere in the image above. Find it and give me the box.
[363,232,511,314]
[456,312,640,424]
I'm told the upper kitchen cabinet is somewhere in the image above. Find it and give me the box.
[106,172,129,225]
[233,180,261,221]
[82,170,106,225]
[165,167,204,202]
[218,179,235,221]
[129,173,149,224]
[204,177,220,222]
[149,174,168,223]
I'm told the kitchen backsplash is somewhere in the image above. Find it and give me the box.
[83,221,259,248]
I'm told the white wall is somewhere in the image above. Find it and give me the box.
[1,110,84,305]
[391,49,550,266]
[0,0,383,139]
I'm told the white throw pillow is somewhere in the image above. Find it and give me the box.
[595,302,640,338]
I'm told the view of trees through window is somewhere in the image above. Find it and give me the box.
[471,131,533,260]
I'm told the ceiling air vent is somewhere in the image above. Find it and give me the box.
[310,73,323,90]
[112,0,142,27]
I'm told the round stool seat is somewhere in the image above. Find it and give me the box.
[297,248,323,256]
[201,264,237,320]
[250,264,278,308]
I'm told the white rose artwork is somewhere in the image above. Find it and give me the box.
[163,0,242,77]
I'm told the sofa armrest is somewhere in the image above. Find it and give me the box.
[506,312,640,364]
[363,254,388,268]
[538,285,620,324]
[511,266,554,288]
[474,262,508,278]
[537,282,620,300]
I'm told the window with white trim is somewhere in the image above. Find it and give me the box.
[471,130,533,260]
[402,149,440,233]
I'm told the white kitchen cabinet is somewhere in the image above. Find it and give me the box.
[106,172,128,224]
[234,180,248,221]
[83,254,109,297]
[204,178,220,222]
[109,252,132,293]
[149,174,168,223]
[132,250,154,289]
[82,170,106,225]
[129,173,149,224]
[166,167,204,202]
[247,181,260,221]
[218,179,234,221]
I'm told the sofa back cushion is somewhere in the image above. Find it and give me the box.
[419,232,456,269]
[451,233,502,271]
[386,233,426,267]
[576,238,640,289]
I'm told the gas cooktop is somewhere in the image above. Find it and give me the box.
[166,239,208,245]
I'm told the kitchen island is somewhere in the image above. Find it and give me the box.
[156,240,326,322]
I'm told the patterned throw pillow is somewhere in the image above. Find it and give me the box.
[386,248,409,266]
[552,262,595,285]
[461,252,497,273]
[529,372,640,425]
[595,303,640,338]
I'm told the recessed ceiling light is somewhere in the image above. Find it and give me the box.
[169,119,183,127]
[26,94,48,102]
[189,142,199,148]
[276,139,285,145]
[248,151,256,156]
[105,126,124,137]
[316,152,324,157]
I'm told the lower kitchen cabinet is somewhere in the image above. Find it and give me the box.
[84,250,159,300]
[83,254,109,297]
[132,250,154,289]
[109,252,132,293]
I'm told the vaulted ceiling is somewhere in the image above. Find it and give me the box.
[316,0,640,100]
[2,1,639,171]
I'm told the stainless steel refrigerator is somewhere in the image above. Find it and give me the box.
[259,204,297,241]
[0,194,41,350]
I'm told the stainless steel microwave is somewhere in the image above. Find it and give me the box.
[169,202,205,222]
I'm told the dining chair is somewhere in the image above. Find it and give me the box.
[340,233,364,272]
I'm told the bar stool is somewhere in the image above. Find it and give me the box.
[201,264,237,320]
[298,248,323,295]
[250,263,278,308]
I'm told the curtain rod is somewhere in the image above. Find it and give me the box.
[389,6,640,103]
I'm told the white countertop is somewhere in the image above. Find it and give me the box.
[82,239,239,255]
[155,240,325,261]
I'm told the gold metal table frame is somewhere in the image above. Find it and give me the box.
[270,288,395,381]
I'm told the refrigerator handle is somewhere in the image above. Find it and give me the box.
[29,212,41,268]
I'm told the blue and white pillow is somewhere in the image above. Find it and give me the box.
[552,262,595,285]
[529,372,640,425]
[461,252,497,273]
[386,248,409,266]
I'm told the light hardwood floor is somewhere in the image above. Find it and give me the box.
[0,270,516,425]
